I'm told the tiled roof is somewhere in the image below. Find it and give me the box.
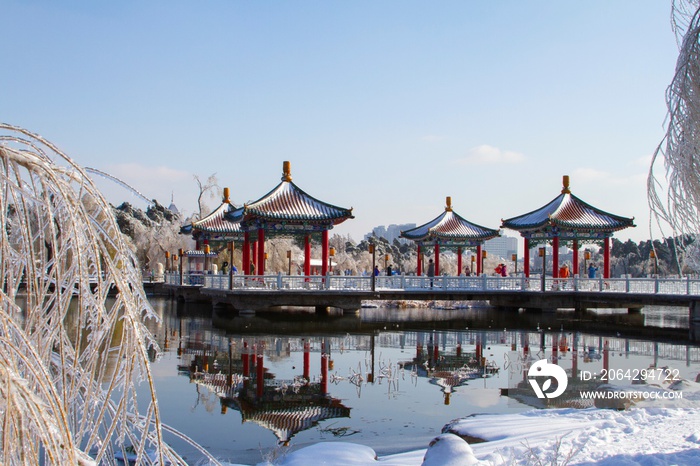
[401,202,499,244]
[229,180,354,226]
[184,201,243,235]
[245,404,350,443]
[501,185,635,233]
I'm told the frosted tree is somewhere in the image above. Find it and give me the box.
[0,124,218,465]
[648,1,700,268]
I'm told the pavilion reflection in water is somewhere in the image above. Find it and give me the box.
[154,303,700,445]
[399,332,499,404]
[179,338,351,445]
[174,321,501,442]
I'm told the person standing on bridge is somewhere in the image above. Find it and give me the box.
[588,263,598,279]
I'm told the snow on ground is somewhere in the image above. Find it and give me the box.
[221,378,700,466]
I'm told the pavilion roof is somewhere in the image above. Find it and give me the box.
[180,188,244,239]
[227,161,354,228]
[401,197,500,245]
[500,176,635,235]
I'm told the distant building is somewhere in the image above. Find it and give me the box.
[366,224,416,244]
[484,236,518,260]
[167,193,180,215]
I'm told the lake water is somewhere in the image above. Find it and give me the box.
[141,298,700,465]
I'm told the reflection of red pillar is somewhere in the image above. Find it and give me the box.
[433,342,439,363]
[603,340,610,381]
[321,353,328,395]
[456,343,462,357]
[256,353,264,398]
[242,341,250,378]
[572,346,578,378]
[303,340,310,381]
[524,238,530,277]
[552,334,558,363]
[476,339,482,362]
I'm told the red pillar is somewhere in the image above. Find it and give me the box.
[573,239,579,276]
[417,245,422,276]
[476,245,482,275]
[457,247,462,276]
[321,230,329,277]
[552,237,559,278]
[434,243,440,276]
[243,232,250,275]
[524,238,530,278]
[257,228,265,276]
[252,240,258,274]
[604,237,611,278]
[304,235,311,277]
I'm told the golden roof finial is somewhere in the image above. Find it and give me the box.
[282,161,292,182]
[561,175,571,194]
[223,187,230,203]
[445,196,452,212]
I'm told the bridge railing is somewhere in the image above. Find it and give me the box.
[164,272,700,296]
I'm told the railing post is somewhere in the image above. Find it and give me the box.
[277,272,283,290]
[654,276,660,294]
[687,275,691,295]
[482,273,487,291]
[625,275,630,293]
[573,275,578,292]
[401,273,406,290]
[599,276,604,292]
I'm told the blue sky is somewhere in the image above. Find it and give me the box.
[2,1,680,245]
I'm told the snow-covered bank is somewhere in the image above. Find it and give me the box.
[224,380,700,466]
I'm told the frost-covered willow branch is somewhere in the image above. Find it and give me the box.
[648,1,700,242]
[0,124,217,465]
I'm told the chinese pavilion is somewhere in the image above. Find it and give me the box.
[500,176,635,279]
[181,187,243,243]
[401,197,500,276]
[180,187,243,272]
[226,161,354,276]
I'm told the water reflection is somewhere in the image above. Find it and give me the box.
[143,298,700,464]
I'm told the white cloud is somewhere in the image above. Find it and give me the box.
[89,163,198,214]
[106,163,191,183]
[456,144,525,165]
